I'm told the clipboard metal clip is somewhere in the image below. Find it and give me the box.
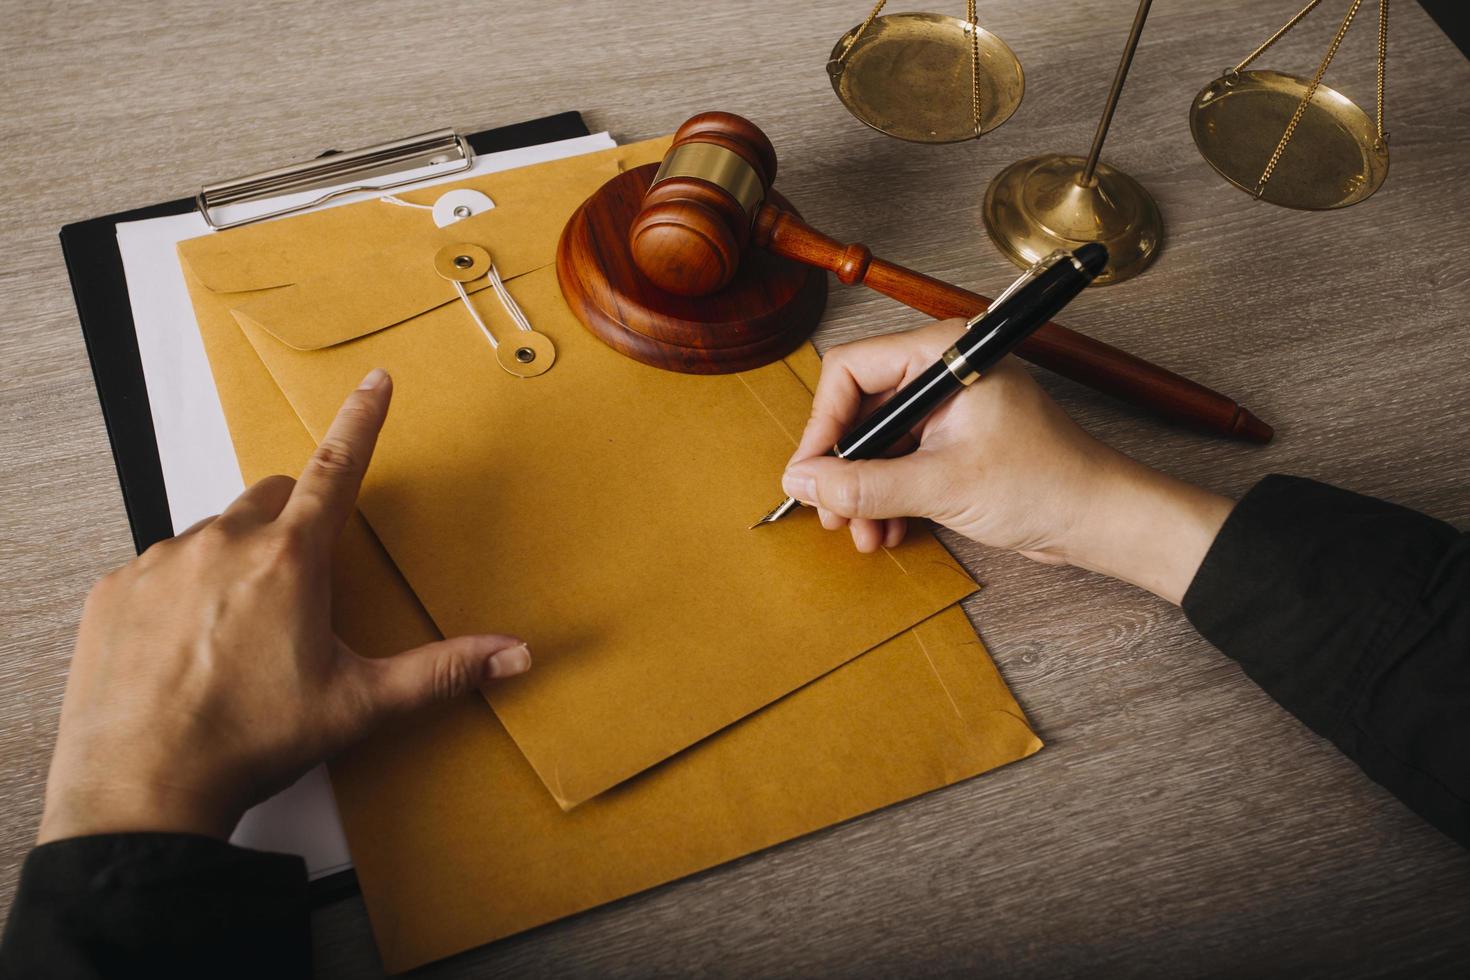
[197,129,475,231]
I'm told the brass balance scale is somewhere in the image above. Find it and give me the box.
[827,0,1024,143]
[1191,0,1391,210]
[825,0,1394,284]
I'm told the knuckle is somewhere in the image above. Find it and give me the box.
[255,473,297,494]
[136,538,170,565]
[823,343,852,368]
[917,319,966,354]
[432,652,473,702]
[311,437,359,475]
[85,571,121,606]
[197,517,234,542]
[829,473,867,516]
[336,401,379,428]
[266,523,314,568]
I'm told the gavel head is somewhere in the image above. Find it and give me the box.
[628,112,778,297]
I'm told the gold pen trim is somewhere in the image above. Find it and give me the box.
[942,347,981,386]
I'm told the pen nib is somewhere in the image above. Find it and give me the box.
[750,496,801,529]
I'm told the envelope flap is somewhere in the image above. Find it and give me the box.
[177,136,669,295]
[227,150,645,350]
[231,246,489,351]
[178,202,435,293]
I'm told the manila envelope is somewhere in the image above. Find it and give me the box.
[180,140,981,808]
[181,247,1042,969]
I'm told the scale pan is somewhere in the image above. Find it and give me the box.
[1190,69,1388,210]
[828,12,1023,144]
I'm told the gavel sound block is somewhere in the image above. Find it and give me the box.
[557,166,827,374]
[557,111,1272,442]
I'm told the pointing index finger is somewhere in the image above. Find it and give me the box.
[284,368,393,540]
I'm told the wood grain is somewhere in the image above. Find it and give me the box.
[2,1,1468,977]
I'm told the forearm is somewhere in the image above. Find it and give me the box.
[1059,449,1235,606]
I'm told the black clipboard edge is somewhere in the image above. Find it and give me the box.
[60,110,593,555]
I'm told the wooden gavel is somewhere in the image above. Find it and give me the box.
[626,112,1271,444]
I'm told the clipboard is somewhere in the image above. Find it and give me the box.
[54,111,594,905]
[59,110,592,554]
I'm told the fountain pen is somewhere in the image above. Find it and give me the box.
[752,243,1109,528]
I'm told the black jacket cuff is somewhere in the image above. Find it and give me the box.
[0,832,310,979]
[1183,475,1470,848]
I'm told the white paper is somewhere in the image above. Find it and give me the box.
[112,131,618,877]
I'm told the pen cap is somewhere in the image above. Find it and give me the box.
[957,245,1106,373]
[1074,242,1108,278]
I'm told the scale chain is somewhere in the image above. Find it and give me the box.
[1375,0,1389,145]
[836,0,887,61]
[1254,0,1372,197]
[1234,0,1325,74]
[838,0,984,135]
[967,0,983,133]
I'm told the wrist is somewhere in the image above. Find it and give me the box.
[1057,453,1234,605]
[38,774,239,844]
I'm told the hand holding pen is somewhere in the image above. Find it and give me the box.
[755,244,1108,529]
[766,241,1235,604]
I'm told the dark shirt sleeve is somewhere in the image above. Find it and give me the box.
[0,833,309,979]
[1183,474,1470,848]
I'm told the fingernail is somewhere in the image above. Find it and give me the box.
[358,368,389,390]
[782,465,816,504]
[487,642,531,679]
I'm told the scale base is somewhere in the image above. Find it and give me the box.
[982,153,1162,286]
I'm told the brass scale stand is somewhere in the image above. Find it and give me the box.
[827,0,1393,285]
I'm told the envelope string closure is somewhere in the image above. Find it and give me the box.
[385,190,556,379]
[433,243,556,378]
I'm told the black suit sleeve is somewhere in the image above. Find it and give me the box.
[1183,474,1470,848]
[0,833,309,979]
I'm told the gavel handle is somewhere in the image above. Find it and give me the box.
[753,205,1272,444]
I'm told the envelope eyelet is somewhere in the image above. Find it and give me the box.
[496,331,556,378]
[432,188,496,228]
[435,243,491,282]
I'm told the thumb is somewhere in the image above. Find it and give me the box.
[363,634,531,719]
[782,454,932,521]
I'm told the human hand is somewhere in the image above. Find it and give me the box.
[39,369,530,844]
[782,320,1234,604]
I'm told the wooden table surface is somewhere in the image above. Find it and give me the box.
[3,0,1468,975]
